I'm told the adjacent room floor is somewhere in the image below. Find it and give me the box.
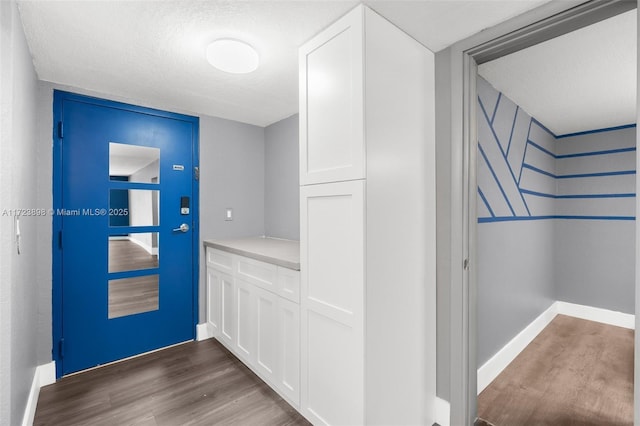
[478,314,633,426]
[34,339,310,426]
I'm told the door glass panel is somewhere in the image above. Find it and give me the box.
[109,143,160,184]
[108,275,159,319]
[109,189,159,226]
[109,233,159,273]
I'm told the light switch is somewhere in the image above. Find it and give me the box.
[225,208,233,221]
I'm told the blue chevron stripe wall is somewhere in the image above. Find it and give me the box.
[477,76,636,222]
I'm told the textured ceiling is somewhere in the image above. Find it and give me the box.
[479,9,637,136]
[17,0,551,127]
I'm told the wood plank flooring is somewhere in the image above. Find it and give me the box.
[34,339,310,426]
[478,314,634,426]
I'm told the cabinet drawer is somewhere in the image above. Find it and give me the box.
[206,247,233,272]
[277,267,300,304]
[236,256,278,294]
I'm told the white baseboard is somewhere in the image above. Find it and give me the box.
[129,236,155,256]
[38,362,56,387]
[477,301,635,395]
[477,303,557,394]
[556,301,634,330]
[196,323,213,341]
[433,397,450,426]
[22,361,56,426]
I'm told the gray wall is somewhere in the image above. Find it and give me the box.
[434,48,452,400]
[264,114,300,240]
[476,76,556,366]
[477,221,555,364]
[476,76,636,366]
[199,116,265,240]
[554,127,636,314]
[36,82,54,366]
[0,1,41,424]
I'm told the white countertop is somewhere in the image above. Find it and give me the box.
[204,237,300,270]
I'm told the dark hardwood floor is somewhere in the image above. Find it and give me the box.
[478,315,633,426]
[34,339,310,426]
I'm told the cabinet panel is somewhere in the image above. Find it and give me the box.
[278,297,300,406]
[237,256,278,293]
[300,180,365,424]
[277,266,300,303]
[235,279,255,364]
[299,7,364,185]
[255,287,278,383]
[220,272,235,348]
[304,310,363,425]
[301,180,364,327]
[206,247,233,272]
[206,268,222,337]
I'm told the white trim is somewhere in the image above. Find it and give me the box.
[556,301,634,330]
[38,361,56,387]
[477,302,557,394]
[22,361,56,426]
[129,235,154,255]
[434,397,450,426]
[22,369,39,426]
[196,323,213,341]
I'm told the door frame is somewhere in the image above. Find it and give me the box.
[52,91,200,378]
[443,0,639,424]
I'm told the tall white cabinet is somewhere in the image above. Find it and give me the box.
[299,5,436,425]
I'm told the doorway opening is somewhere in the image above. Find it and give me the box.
[446,0,639,424]
[475,9,636,420]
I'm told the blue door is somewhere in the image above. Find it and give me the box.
[53,91,199,377]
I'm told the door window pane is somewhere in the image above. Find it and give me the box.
[109,143,160,184]
[109,233,159,273]
[109,189,159,227]
[108,275,159,319]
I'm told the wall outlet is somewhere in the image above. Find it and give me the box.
[225,208,233,221]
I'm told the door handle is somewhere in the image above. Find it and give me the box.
[173,223,190,233]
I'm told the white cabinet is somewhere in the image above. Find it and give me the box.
[220,271,235,348]
[300,180,364,425]
[205,247,301,409]
[254,286,278,383]
[235,278,255,364]
[277,297,300,406]
[205,267,221,337]
[299,7,364,185]
[299,5,436,425]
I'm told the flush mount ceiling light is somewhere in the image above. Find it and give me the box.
[205,39,259,74]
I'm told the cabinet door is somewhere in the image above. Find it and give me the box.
[206,267,224,337]
[235,278,255,365]
[220,271,236,348]
[254,287,278,385]
[300,179,365,425]
[277,297,300,407]
[277,266,300,303]
[299,6,364,185]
